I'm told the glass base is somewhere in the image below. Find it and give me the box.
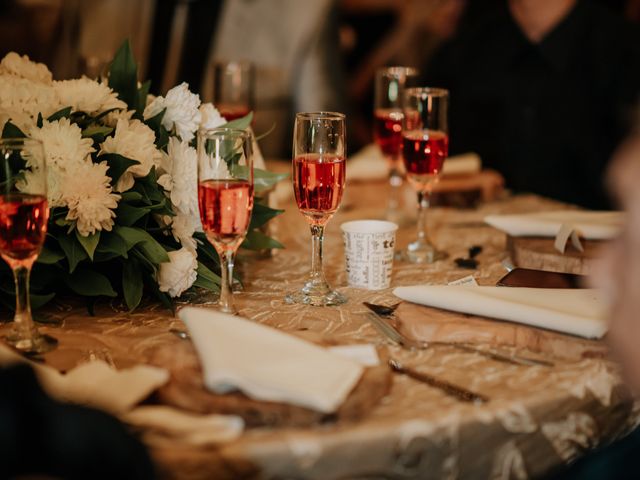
[403,239,448,264]
[4,330,57,354]
[285,283,347,307]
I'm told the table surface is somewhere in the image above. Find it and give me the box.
[3,177,637,480]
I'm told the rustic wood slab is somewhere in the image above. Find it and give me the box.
[507,235,604,275]
[149,342,392,428]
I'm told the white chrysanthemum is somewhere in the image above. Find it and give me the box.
[54,77,126,114]
[102,108,134,128]
[0,52,52,84]
[64,161,120,236]
[199,103,226,130]
[99,118,160,192]
[0,76,60,128]
[170,212,198,252]
[157,247,198,297]
[157,137,198,215]
[144,82,201,142]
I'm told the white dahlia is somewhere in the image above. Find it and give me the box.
[170,212,198,252]
[0,76,60,129]
[54,77,126,114]
[102,108,134,128]
[99,118,160,192]
[199,103,226,130]
[63,161,120,237]
[157,137,198,215]
[157,247,198,297]
[144,82,201,142]
[0,52,52,84]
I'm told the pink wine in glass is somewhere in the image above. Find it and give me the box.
[373,108,403,157]
[198,179,254,249]
[219,105,251,122]
[402,130,449,187]
[0,193,48,265]
[293,154,345,225]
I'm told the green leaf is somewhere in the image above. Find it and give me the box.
[145,109,169,150]
[223,112,253,130]
[37,244,65,265]
[2,121,26,138]
[63,268,117,297]
[47,106,72,122]
[30,292,56,310]
[249,202,284,230]
[108,40,138,110]
[37,113,43,128]
[100,153,139,185]
[242,230,284,250]
[136,80,151,116]
[122,260,144,310]
[120,191,144,202]
[82,125,113,139]
[113,226,170,264]
[254,168,288,194]
[116,203,150,226]
[75,230,100,260]
[193,261,221,292]
[57,234,88,273]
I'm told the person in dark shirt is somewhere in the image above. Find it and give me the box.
[425,0,640,209]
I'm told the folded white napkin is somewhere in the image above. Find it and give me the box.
[393,285,608,338]
[178,307,364,413]
[348,143,481,181]
[485,211,624,240]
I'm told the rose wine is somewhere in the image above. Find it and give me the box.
[0,193,48,265]
[198,179,253,250]
[373,109,403,158]
[219,105,251,122]
[293,154,345,225]
[402,130,449,188]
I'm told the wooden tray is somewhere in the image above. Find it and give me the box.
[148,342,391,428]
[507,235,604,275]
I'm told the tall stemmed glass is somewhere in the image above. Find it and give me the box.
[212,61,254,121]
[197,128,254,314]
[0,138,57,353]
[286,112,347,306]
[373,66,419,223]
[402,88,449,263]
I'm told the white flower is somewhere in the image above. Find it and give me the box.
[157,247,198,297]
[158,137,198,215]
[63,161,120,236]
[99,118,160,192]
[29,118,95,206]
[54,77,127,114]
[102,108,134,128]
[144,82,201,142]
[170,212,198,252]
[199,103,226,130]
[0,76,60,128]
[0,52,52,84]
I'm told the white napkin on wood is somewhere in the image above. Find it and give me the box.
[178,307,364,413]
[393,285,608,338]
[485,211,624,240]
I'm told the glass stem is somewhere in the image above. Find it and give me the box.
[417,191,430,244]
[12,265,35,341]
[309,224,326,287]
[218,249,237,314]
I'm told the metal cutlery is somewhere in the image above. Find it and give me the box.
[363,302,554,367]
[389,358,488,404]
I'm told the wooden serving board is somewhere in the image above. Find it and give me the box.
[395,302,607,362]
[507,235,604,275]
[148,342,391,428]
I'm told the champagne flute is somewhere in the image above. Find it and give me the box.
[197,128,254,314]
[286,112,347,306]
[0,138,57,353]
[402,87,449,263]
[373,66,419,223]
[211,60,254,121]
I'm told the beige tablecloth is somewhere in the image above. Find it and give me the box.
[1,177,637,480]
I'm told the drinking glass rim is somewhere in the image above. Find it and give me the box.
[404,87,449,98]
[198,127,253,139]
[377,66,419,78]
[296,111,345,121]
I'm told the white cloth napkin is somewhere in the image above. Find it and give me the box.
[347,143,481,181]
[178,307,364,413]
[485,211,624,240]
[393,285,608,339]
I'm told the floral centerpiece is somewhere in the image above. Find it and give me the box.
[0,42,285,311]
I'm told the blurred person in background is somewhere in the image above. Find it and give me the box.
[425,0,640,210]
